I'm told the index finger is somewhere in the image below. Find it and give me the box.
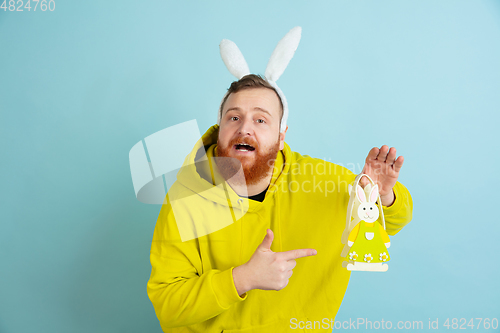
[280,248,317,261]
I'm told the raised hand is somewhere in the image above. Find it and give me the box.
[232,229,317,295]
[360,145,404,206]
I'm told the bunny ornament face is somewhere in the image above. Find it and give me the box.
[356,184,380,223]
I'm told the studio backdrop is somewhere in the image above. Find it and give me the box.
[1,1,499,332]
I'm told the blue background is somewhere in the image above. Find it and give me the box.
[1,0,499,332]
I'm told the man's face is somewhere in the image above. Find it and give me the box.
[216,87,286,185]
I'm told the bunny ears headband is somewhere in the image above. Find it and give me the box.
[217,26,302,133]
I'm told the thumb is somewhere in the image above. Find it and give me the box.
[259,229,274,251]
[359,173,369,188]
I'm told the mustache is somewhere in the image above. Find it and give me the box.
[228,137,259,149]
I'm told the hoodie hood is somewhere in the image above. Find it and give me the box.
[175,124,290,213]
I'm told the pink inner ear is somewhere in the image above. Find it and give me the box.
[370,185,379,203]
[357,185,366,202]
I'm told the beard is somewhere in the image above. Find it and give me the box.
[215,135,280,186]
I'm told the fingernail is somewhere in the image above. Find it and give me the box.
[313,250,317,255]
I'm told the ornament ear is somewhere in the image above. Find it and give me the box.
[356,185,366,203]
[219,39,251,79]
[265,26,302,82]
[369,185,379,203]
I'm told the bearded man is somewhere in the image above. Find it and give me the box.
[215,76,285,198]
[146,74,413,332]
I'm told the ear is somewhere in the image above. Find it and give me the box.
[279,126,288,150]
[369,185,379,203]
[219,39,251,79]
[265,27,302,82]
[356,184,366,203]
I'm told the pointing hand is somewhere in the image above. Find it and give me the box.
[233,229,317,295]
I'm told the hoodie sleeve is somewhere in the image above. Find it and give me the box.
[146,197,247,329]
[380,181,413,236]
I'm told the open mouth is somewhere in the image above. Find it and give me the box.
[234,143,256,152]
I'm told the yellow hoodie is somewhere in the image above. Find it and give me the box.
[147,124,413,332]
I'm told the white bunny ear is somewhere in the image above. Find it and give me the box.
[369,185,379,203]
[265,26,302,82]
[219,39,251,79]
[356,185,366,203]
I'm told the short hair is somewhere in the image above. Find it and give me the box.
[219,74,284,123]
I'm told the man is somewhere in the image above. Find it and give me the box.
[147,74,413,332]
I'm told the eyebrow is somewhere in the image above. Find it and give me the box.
[225,107,273,118]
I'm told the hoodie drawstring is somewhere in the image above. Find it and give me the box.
[275,190,283,252]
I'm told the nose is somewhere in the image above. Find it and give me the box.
[237,117,254,136]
